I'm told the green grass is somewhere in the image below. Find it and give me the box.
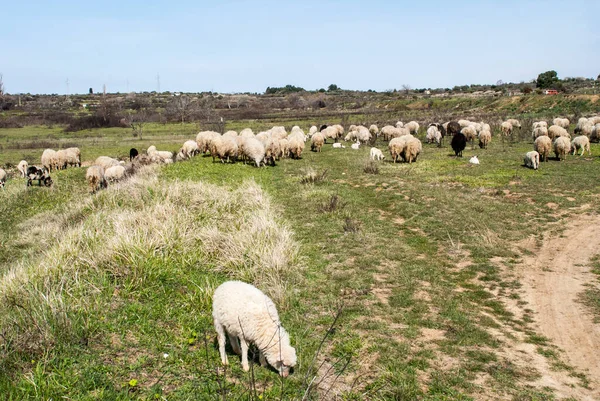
[1,122,600,399]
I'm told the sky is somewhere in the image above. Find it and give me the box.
[2,0,599,94]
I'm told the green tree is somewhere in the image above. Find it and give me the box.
[327,84,339,91]
[536,70,559,89]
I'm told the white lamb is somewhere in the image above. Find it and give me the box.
[17,160,28,178]
[370,147,384,160]
[332,143,345,148]
[104,165,127,183]
[212,281,296,377]
[351,142,360,150]
[524,151,540,170]
[571,136,591,156]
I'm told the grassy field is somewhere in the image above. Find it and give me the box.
[1,121,600,400]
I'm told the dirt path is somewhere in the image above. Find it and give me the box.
[518,216,600,398]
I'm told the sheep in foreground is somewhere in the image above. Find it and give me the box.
[265,138,282,165]
[534,136,552,162]
[17,160,28,178]
[310,132,325,152]
[553,118,570,129]
[0,168,6,189]
[402,136,422,163]
[26,166,53,187]
[524,151,540,170]
[389,137,407,163]
[104,165,127,183]
[242,138,266,167]
[451,132,467,157]
[370,147,384,161]
[288,135,305,159]
[571,136,591,156]
[210,136,238,163]
[478,130,491,149]
[553,136,571,161]
[548,125,570,140]
[212,281,296,376]
[86,165,107,193]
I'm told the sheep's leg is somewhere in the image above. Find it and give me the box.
[228,333,241,355]
[240,338,250,371]
[259,350,267,367]
[215,323,228,365]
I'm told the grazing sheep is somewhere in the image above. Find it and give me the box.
[17,160,28,178]
[196,131,222,154]
[288,135,305,159]
[0,168,6,189]
[500,121,513,136]
[389,137,406,163]
[182,140,200,158]
[404,121,419,136]
[130,148,139,161]
[265,138,282,165]
[426,126,442,146]
[352,126,372,144]
[65,147,81,167]
[533,121,548,130]
[213,281,296,376]
[279,138,290,158]
[55,148,81,169]
[458,119,472,128]
[534,136,552,162]
[402,136,422,163]
[310,132,325,152]
[370,147,384,161]
[147,146,174,162]
[588,116,600,125]
[576,122,594,137]
[553,136,571,160]
[380,125,399,141]
[548,125,570,140]
[591,124,600,142]
[242,138,266,167]
[451,133,467,157]
[506,119,521,129]
[461,125,477,142]
[478,130,491,149]
[524,151,540,170]
[223,130,238,139]
[308,126,318,135]
[532,126,549,140]
[95,156,121,170]
[210,136,238,163]
[395,121,404,128]
[86,165,107,193]
[571,136,591,156]
[446,121,461,136]
[41,149,57,171]
[480,123,491,133]
[271,126,288,140]
[321,126,340,143]
[26,166,53,187]
[575,118,588,134]
[104,165,127,183]
[351,142,360,150]
[332,143,345,148]
[553,118,570,129]
[369,124,379,137]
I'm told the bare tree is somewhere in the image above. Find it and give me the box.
[126,97,151,140]
[402,84,411,95]
[0,73,4,96]
[166,94,198,124]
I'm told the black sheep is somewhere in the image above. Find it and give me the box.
[130,148,139,161]
[446,121,461,136]
[319,124,328,132]
[26,166,53,187]
[451,133,467,157]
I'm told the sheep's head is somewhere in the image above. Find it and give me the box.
[274,345,297,377]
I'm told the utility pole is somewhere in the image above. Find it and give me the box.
[157,73,160,93]
[66,78,70,101]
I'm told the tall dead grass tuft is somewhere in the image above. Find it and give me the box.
[0,167,301,364]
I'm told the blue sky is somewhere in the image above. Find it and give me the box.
[2,0,599,94]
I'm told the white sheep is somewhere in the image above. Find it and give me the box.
[469,156,480,165]
[532,126,548,140]
[553,118,570,129]
[500,121,513,136]
[41,149,57,171]
[478,130,491,149]
[548,125,570,140]
[210,136,238,163]
[534,136,552,162]
[182,140,200,158]
[223,130,238,139]
[351,142,360,150]
[94,156,121,170]
[0,168,6,189]
[104,165,127,183]
[212,281,297,376]
[196,131,222,154]
[17,160,28,178]
[395,121,404,128]
[369,125,379,137]
[332,143,345,148]
[458,119,472,128]
[243,138,266,167]
[506,119,521,129]
[310,132,325,152]
[308,126,318,135]
[288,134,305,159]
[86,165,107,193]
[571,136,591,156]
[402,136,422,163]
[524,151,540,170]
[404,121,419,136]
[553,136,571,161]
[370,147,384,161]
[426,126,442,145]
[461,125,477,142]
[239,128,255,138]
